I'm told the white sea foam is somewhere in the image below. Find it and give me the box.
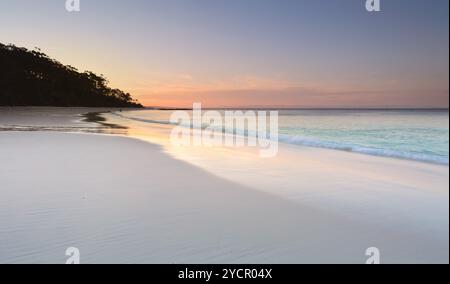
[114,110,450,165]
[277,134,449,165]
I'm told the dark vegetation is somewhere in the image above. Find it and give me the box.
[0,43,142,107]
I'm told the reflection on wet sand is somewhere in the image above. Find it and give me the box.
[0,111,129,135]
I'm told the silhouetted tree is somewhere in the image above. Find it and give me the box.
[0,43,143,107]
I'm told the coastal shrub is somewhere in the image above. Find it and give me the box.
[0,43,142,108]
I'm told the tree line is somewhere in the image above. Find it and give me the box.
[0,43,142,108]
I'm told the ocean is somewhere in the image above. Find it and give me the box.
[114,109,449,165]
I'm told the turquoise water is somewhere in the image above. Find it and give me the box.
[277,110,449,165]
[118,109,449,165]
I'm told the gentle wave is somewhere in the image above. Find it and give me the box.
[115,112,449,165]
[113,113,211,129]
[277,134,449,165]
[113,113,172,125]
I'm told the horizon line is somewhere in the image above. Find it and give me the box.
[144,106,450,111]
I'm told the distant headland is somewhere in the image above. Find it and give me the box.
[0,43,142,108]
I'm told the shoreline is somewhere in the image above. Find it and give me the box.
[2,106,448,167]
[107,108,449,166]
[0,107,448,263]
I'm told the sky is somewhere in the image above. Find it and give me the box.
[0,0,448,108]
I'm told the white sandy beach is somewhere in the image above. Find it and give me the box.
[0,108,448,264]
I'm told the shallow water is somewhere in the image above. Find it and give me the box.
[114,109,449,165]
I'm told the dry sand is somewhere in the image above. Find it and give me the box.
[0,108,448,263]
